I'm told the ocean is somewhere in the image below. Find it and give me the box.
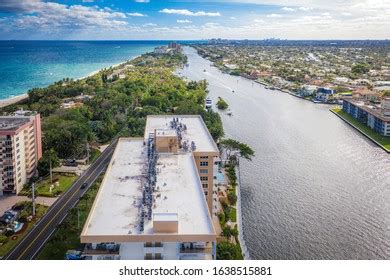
[0,40,169,100]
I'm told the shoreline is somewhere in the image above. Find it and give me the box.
[0,94,29,108]
[0,56,141,109]
[330,108,390,153]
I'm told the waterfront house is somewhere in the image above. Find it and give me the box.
[316,87,335,102]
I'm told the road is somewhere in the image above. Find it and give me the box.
[4,140,117,260]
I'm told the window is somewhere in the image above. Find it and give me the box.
[200,161,208,166]
[155,253,162,260]
[204,191,208,196]
[144,253,152,260]
[144,242,153,247]
[155,242,162,247]
[202,183,208,189]
[200,176,208,181]
[200,169,208,174]
[200,156,208,159]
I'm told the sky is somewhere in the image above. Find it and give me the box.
[0,0,389,40]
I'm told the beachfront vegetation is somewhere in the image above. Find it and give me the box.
[0,51,224,175]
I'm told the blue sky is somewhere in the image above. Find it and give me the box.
[0,0,389,40]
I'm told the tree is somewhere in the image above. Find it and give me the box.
[37,149,60,177]
[219,139,255,163]
[222,226,233,239]
[352,63,370,74]
[228,191,237,205]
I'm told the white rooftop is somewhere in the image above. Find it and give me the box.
[81,138,215,242]
[145,115,219,154]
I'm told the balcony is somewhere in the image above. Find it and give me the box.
[83,244,120,256]
[144,242,163,248]
[180,247,213,254]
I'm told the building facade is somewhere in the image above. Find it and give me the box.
[342,98,390,136]
[0,110,42,196]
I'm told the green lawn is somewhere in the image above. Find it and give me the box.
[36,176,103,260]
[0,203,47,258]
[332,108,390,151]
[229,207,237,223]
[19,174,77,197]
[37,175,78,197]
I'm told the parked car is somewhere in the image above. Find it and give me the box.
[81,182,88,189]
[63,159,78,167]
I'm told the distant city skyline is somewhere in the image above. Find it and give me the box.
[0,0,389,40]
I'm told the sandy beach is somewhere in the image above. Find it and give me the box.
[0,93,29,108]
[0,58,135,109]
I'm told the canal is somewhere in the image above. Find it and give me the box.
[178,47,390,259]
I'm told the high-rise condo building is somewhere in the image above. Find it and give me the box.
[0,110,42,196]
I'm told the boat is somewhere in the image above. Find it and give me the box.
[203,69,206,72]
[205,97,212,109]
[227,110,233,116]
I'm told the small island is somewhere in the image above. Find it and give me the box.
[217,97,229,110]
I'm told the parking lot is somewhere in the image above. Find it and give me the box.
[0,196,57,217]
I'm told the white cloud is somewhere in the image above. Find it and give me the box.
[143,22,157,27]
[341,12,352,16]
[230,16,237,20]
[127,12,147,17]
[298,7,312,11]
[3,2,128,31]
[266,13,283,18]
[134,0,150,3]
[253,19,264,23]
[282,7,296,12]
[177,19,192,23]
[159,8,221,17]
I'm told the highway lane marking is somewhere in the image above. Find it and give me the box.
[15,147,114,259]
[17,150,112,259]
[5,148,114,259]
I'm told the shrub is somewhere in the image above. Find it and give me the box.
[228,191,237,205]
[0,235,8,244]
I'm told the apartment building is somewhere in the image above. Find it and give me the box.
[0,110,42,196]
[342,98,390,136]
[81,115,219,260]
